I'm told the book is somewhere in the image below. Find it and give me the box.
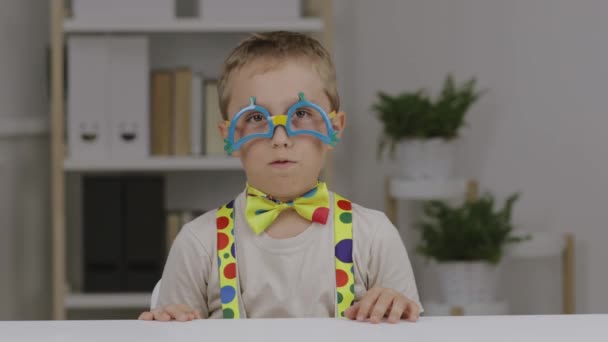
[203,79,225,155]
[165,210,207,256]
[165,212,182,256]
[150,70,173,155]
[172,67,192,156]
[191,73,204,155]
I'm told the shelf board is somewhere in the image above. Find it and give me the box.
[64,18,323,33]
[389,178,470,200]
[65,292,150,310]
[64,156,242,172]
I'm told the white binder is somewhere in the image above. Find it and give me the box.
[107,37,150,159]
[67,36,110,160]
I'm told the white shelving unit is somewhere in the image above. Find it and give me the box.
[50,0,334,319]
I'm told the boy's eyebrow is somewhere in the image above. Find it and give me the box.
[256,95,323,114]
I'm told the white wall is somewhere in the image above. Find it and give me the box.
[342,0,608,313]
[0,0,51,319]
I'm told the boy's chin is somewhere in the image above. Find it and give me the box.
[252,176,320,197]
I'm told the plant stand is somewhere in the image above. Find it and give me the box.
[384,176,575,315]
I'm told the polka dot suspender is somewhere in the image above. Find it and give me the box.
[216,194,355,319]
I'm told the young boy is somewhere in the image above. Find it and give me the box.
[139,31,422,323]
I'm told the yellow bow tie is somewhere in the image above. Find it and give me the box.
[245,182,330,235]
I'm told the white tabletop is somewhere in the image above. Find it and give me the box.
[1,315,605,342]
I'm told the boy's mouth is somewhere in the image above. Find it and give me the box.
[270,159,296,168]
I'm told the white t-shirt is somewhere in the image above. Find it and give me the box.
[157,190,422,318]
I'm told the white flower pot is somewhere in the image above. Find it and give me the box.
[397,138,456,180]
[435,261,502,306]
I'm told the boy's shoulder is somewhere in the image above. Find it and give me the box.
[179,208,221,251]
[334,192,396,236]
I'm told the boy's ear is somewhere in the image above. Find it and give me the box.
[326,111,346,151]
[218,121,228,139]
[218,121,240,158]
[332,111,346,140]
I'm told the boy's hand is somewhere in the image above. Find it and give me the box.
[138,304,202,322]
[344,287,420,324]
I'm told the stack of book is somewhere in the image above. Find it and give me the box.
[150,68,224,157]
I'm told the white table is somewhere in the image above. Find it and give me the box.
[1,315,605,341]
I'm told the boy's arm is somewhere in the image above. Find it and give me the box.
[156,223,211,318]
[366,213,422,310]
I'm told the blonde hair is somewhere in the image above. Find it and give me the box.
[217,31,339,120]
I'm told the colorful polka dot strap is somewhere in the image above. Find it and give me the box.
[216,199,240,318]
[216,193,354,319]
[245,182,330,235]
[334,194,355,318]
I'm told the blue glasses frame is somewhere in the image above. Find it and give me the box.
[224,92,339,155]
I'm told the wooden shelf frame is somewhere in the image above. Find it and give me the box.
[50,0,335,319]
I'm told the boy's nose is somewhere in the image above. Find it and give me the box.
[271,125,293,148]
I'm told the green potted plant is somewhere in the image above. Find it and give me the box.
[415,192,529,306]
[373,74,482,180]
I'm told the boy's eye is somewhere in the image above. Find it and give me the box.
[294,109,311,118]
[245,112,265,123]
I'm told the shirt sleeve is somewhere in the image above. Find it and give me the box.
[156,223,211,317]
[366,212,423,311]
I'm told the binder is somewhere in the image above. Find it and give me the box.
[67,36,110,160]
[108,36,150,159]
[123,176,165,292]
[83,176,123,292]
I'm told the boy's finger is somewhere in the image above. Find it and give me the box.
[165,306,189,321]
[388,298,407,323]
[192,310,202,319]
[356,289,381,321]
[344,302,360,320]
[153,310,171,322]
[138,311,153,320]
[369,291,394,323]
[404,302,421,322]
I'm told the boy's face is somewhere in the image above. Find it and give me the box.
[219,59,345,201]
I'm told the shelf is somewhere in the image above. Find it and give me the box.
[64,156,242,172]
[389,178,470,200]
[65,292,151,309]
[0,117,49,138]
[64,18,324,33]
